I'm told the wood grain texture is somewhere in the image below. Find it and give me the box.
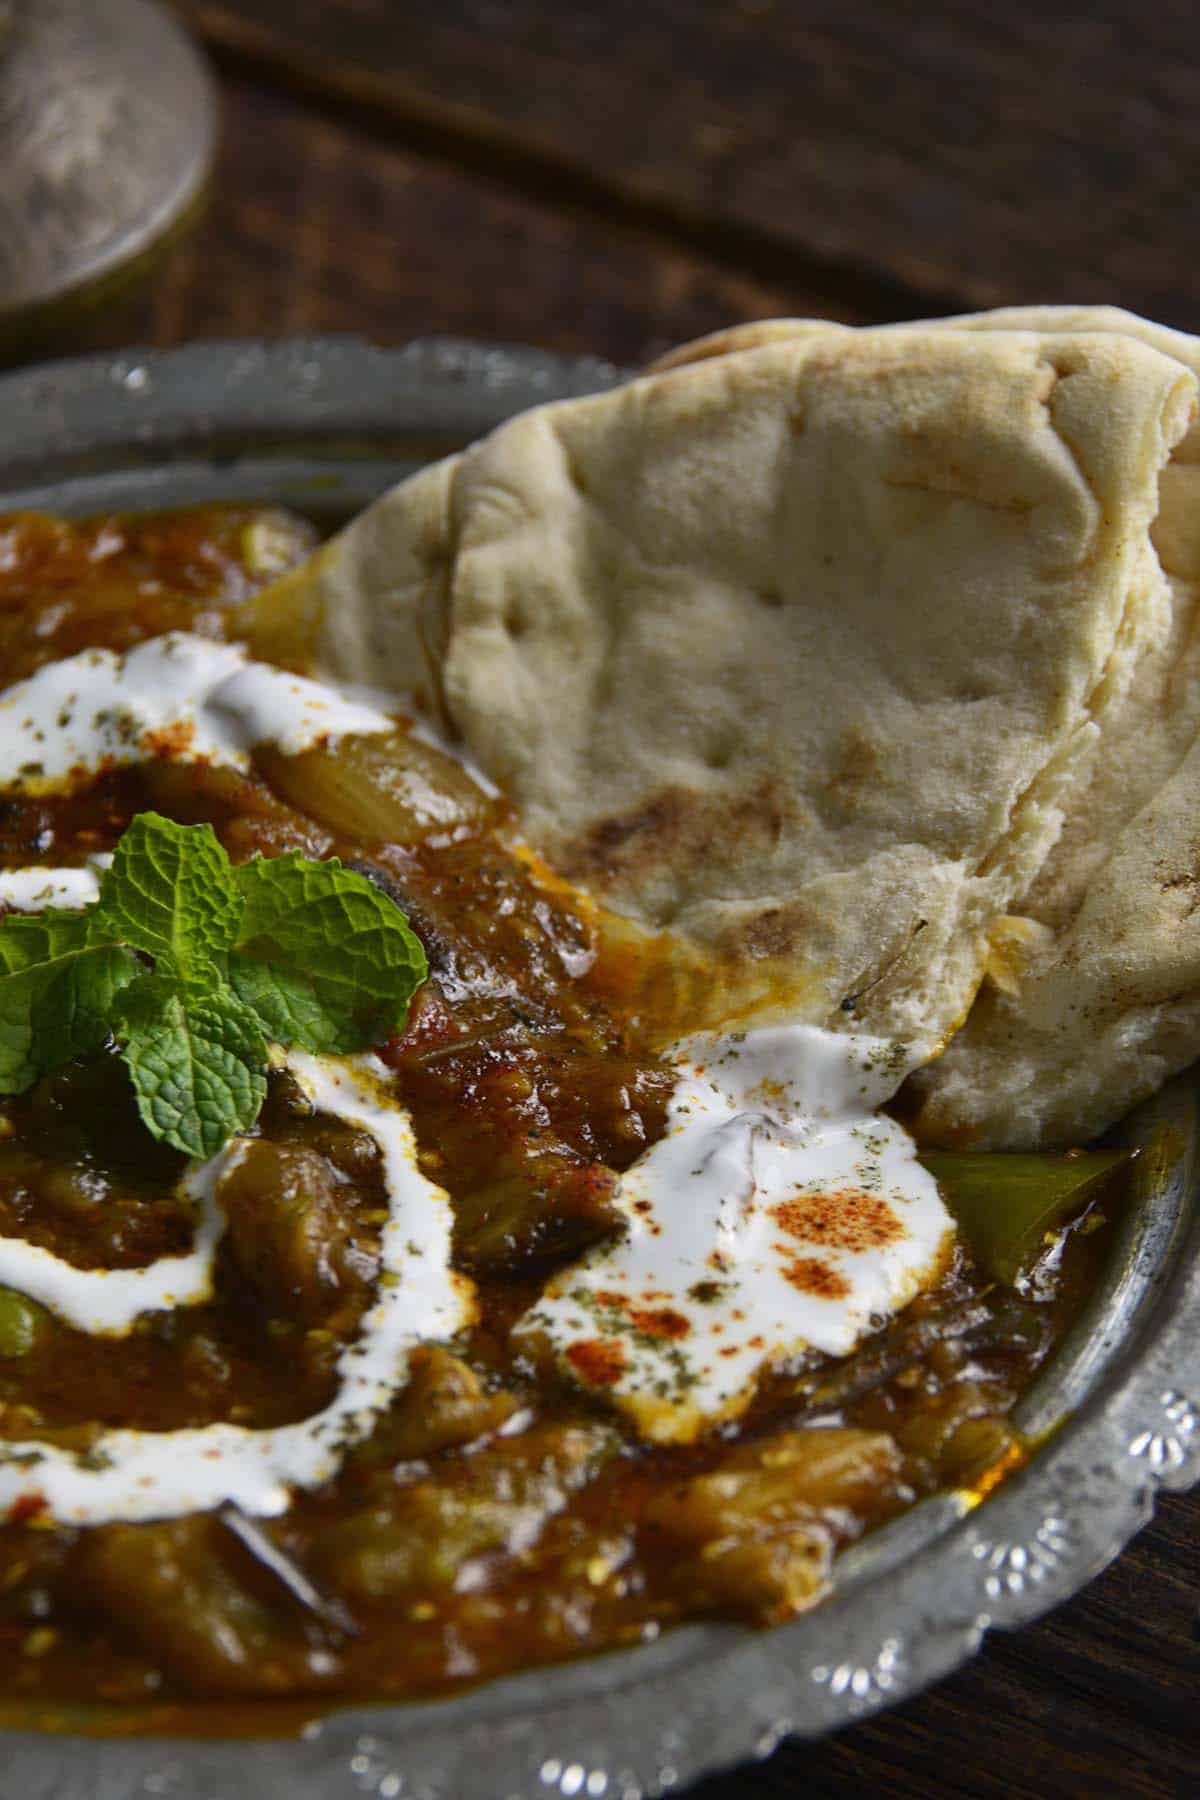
[177,0,1200,328]
[80,72,860,370]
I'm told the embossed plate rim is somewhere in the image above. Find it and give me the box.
[0,336,1196,1800]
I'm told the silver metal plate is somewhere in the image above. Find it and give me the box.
[0,337,1196,1798]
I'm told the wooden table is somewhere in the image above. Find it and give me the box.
[21,3,1200,1792]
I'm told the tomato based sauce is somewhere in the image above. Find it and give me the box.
[0,509,1119,1732]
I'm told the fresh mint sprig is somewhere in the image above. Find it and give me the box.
[0,813,428,1159]
[90,809,242,993]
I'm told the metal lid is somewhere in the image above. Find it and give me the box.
[0,0,215,320]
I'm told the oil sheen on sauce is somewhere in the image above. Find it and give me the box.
[0,633,953,1520]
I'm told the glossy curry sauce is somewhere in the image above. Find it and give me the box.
[0,509,1117,1730]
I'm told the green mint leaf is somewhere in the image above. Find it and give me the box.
[0,957,66,1094]
[230,854,427,1054]
[227,956,346,1054]
[0,912,90,974]
[32,945,141,1075]
[0,961,63,1093]
[116,977,267,1160]
[0,826,428,1156]
[0,945,140,1094]
[88,813,241,991]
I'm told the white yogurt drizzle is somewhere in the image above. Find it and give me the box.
[0,1152,228,1336]
[0,631,394,791]
[0,1051,474,1524]
[515,1025,953,1443]
[0,620,479,1528]
[0,637,955,1513]
[0,864,106,911]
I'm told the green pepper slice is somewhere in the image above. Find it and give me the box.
[919,1148,1129,1285]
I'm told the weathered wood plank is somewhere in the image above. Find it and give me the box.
[176,0,1200,329]
[83,71,860,367]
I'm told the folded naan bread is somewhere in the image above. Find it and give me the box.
[911,309,1200,1144]
[653,307,1200,1143]
[243,322,1197,1113]
[659,307,1200,926]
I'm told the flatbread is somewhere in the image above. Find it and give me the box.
[910,732,1200,1148]
[899,309,1200,1146]
[661,307,1200,930]
[242,324,1196,1077]
[637,308,1200,1143]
